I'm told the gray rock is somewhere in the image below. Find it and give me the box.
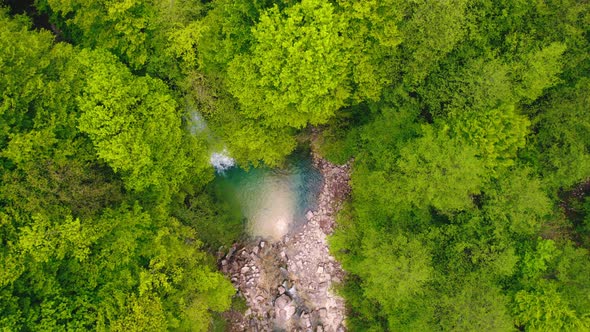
[226,247,236,260]
[306,210,314,220]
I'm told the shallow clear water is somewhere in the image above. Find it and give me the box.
[213,151,323,241]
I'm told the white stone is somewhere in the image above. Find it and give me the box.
[275,294,291,309]
[317,308,327,319]
[278,309,287,320]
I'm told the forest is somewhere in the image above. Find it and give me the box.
[1,0,589,331]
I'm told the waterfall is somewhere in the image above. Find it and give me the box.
[188,109,236,173]
[210,149,235,173]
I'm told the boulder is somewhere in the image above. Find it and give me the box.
[275,294,291,309]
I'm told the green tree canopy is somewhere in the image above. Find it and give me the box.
[77,49,210,198]
[227,0,350,128]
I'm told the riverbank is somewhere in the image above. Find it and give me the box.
[218,149,351,331]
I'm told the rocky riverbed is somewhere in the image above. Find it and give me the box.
[218,152,351,331]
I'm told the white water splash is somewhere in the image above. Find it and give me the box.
[188,110,236,173]
[210,149,235,173]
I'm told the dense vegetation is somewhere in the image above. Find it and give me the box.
[1,0,589,331]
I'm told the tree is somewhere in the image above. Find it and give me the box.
[398,0,469,85]
[437,277,514,331]
[450,104,529,169]
[183,72,298,167]
[513,282,589,331]
[511,42,566,102]
[483,167,552,236]
[37,0,152,69]
[394,125,486,212]
[196,0,280,76]
[0,9,53,145]
[0,12,233,330]
[76,49,210,197]
[532,78,590,190]
[337,0,403,102]
[357,231,433,309]
[227,0,350,128]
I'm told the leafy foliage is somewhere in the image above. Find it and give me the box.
[227,0,350,128]
[77,49,210,198]
[0,9,232,330]
[2,0,590,330]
